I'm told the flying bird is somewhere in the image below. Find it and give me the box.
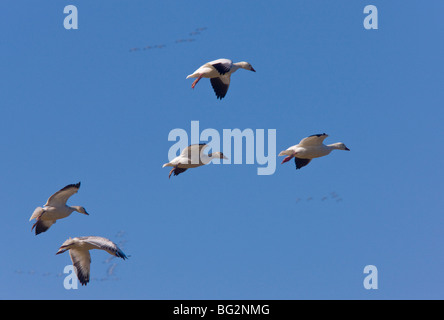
[29,182,89,235]
[162,143,227,178]
[279,133,350,170]
[56,236,128,286]
[186,58,256,99]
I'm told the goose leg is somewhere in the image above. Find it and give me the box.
[281,152,298,164]
[168,166,178,179]
[281,156,293,164]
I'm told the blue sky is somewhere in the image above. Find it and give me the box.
[1,0,443,299]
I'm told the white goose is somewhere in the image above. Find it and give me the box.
[162,143,227,178]
[29,182,89,235]
[279,133,350,170]
[56,236,128,286]
[186,58,256,99]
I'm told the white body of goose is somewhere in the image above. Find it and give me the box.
[29,182,89,235]
[279,133,350,169]
[56,236,128,286]
[186,58,256,99]
[162,143,227,178]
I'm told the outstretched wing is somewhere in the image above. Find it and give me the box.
[45,182,81,207]
[298,133,328,147]
[210,75,231,100]
[69,248,91,286]
[79,236,128,260]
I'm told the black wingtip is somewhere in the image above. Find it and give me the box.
[60,182,81,191]
[309,133,327,138]
[210,77,229,100]
[173,167,188,176]
[294,157,311,170]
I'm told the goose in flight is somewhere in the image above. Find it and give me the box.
[279,133,350,170]
[29,182,89,235]
[56,236,128,286]
[186,58,256,99]
[162,143,227,178]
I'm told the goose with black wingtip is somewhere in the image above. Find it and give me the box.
[279,133,350,170]
[29,182,89,235]
[162,143,227,178]
[186,58,256,99]
[56,236,128,286]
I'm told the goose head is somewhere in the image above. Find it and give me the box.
[331,143,350,151]
[71,206,89,215]
[237,61,256,72]
[209,152,228,160]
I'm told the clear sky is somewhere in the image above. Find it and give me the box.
[1,0,443,299]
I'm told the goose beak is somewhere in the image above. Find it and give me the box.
[83,210,89,215]
[345,147,350,151]
[250,67,256,72]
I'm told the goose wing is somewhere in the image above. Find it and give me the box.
[78,236,128,259]
[209,59,233,75]
[30,207,56,235]
[32,219,56,235]
[45,182,81,207]
[69,248,91,286]
[180,143,209,159]
[298,133,329,147]
[294,157,312,170]
[210,75,231,100]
